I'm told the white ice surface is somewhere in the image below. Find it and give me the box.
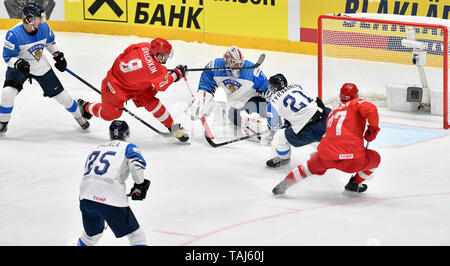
[0,31,449,246]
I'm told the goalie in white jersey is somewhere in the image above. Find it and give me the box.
[0,3,89,136]
[78,120,150,246]
[266,74,331,168]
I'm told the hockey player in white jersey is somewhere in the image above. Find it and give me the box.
[188,46,271,130]
[0,3,89,136]
[266,74,331,168]
[78,120,150,246]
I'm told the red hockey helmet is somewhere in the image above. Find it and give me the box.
[340,83,359,102]
[150,38,173,63]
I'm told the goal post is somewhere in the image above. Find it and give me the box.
[318,13,449,129]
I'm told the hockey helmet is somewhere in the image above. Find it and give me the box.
[268,74,288,92]
[109,120,130,140]
[150,38,173,63]
[23,3,46,20]
[224,46,244,77]
[340,83,359,102]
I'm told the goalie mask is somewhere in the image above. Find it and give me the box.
[224,46,244,78]
[150,38,173,64]
[109,120,130,140]
[23,3,46,32]
[340,83,359,102]
[268,74,288,93]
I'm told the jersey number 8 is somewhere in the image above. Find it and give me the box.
[120,59,143,73]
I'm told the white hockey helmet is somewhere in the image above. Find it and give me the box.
[224,46,244,78]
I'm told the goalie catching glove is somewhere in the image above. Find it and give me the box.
[187,90,214,120]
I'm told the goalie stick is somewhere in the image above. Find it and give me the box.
[65,68,171,138]
[186,54,265,72]
[205,128,272,148]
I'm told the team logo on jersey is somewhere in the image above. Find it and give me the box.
[28,44,45,61]
[223,79,242,93]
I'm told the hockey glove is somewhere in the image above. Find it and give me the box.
[129,179,151,201]
[171,65,187,82]
[364,126,380,142]
[14,59,30,76]
[53,52,67,72]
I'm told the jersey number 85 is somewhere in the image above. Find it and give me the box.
[84,151,117,176]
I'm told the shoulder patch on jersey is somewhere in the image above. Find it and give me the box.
[4,40,15,50]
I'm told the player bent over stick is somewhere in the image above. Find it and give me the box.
[78,38,189,142]
[0,3,89,136]
[78,120,150,246]
[265,74,331,168]
[273,83,381,195]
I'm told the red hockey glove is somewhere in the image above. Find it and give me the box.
[171,65,187,82]
[364,126,380,142]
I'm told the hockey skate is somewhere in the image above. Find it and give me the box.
[77,99,92,120]
[75,116,90,130]
[266,156,291,168]
[344,176,368,193]
[0,121,8,136]
[170,123,189,142]
[272,179,293,195]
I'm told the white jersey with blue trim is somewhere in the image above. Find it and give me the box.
[79,140,147,207]
[3,21,57,76]
[198,58,269,109]
[267,84,319,134]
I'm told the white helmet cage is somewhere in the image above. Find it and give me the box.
[224,46,244,77]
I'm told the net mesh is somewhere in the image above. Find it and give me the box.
[319,14,448,126]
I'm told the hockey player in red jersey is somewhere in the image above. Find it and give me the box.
[77,38,189,142]
[272,83,381,195]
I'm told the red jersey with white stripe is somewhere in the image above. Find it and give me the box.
[108,42,175,101]
[317,99,379,160]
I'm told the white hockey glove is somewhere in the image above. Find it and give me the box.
[187,90,214,121]
[240,111,272,145]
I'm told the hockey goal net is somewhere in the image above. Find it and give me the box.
[318,13,449,129]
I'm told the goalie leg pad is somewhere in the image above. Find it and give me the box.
[240,111,270,142]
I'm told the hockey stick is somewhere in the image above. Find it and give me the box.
[183,76,215,140]
[186,54,265,72]
[205,128,272,148]
[65,68,171,137]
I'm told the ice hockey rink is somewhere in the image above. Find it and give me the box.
[0,30,449,246]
